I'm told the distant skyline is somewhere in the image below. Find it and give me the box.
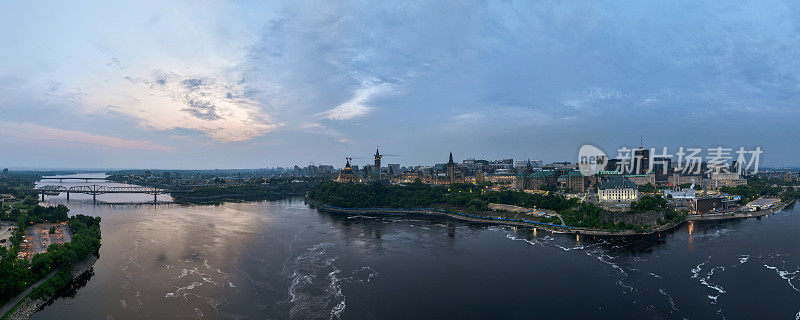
[2,1,799,169]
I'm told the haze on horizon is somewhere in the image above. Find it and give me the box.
[1,1,798,169]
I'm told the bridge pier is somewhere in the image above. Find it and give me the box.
[154,193,157,204]
[92,194,96,203]
[40,192,44,202]
[66,191,69,201]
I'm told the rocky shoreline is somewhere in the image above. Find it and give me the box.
[5,255,97,320]
[305,200,684,237]
[306,198,796,237]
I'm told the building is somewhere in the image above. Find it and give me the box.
[388,164,401,176]
[745,198,781,211]
[633,148,650,175]
[564,171,586,193]
[516,160,535,190]
[668,174,703,187]
[707,172,747,189]
[598,177,639,202]
[338,158,357,183]
[691,197,727,214]
[447,153,456,184]
[663,187,696,199]
[529,170,557,190]
[652,157,672,183]
[373,148,382,179]
[623,174,655,186]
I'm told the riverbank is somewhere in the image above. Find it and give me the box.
[305,199,684,236]
[172,193,307,204]
[688,198,794,222]
[1,255,97,320]
[306,198,797,236]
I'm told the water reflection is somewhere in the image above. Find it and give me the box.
[28,186,800,320]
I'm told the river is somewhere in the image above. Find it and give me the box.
[31,173,800,319]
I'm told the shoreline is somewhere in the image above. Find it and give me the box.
[305,200,683,237]
[2,255,97,320]
[688,198,794,222]
[305,198,796,237]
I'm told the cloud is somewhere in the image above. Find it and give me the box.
[561,87,624,109]
[0,122,172,151]
[320,82,393,120]
[86,70,278,142]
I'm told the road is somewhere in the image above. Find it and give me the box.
[0,269,59,318]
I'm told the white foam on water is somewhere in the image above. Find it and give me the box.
[739,255,750,264]
[695,229,733,240]
[505,234,541,247]
[795,310,799,320]
[330,300,346,319]
[168,281,204,297]
[284,242,347,320]
[691,259,709,279]
[649,272,662,279]
[658,289,678,311]
[228,282,236,288]
[763,264,800,292]
[203,259,229,276]
[555,244,585,251]
[349,266,380,283]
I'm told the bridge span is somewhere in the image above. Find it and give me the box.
[40,177,109,182]
[33,185,191,203]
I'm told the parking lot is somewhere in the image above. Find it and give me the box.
[0,222,13,249]
[22,222,71,259]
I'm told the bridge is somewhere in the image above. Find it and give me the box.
[33,185,191,203]
[40,177,109,182]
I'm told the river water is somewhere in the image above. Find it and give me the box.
[30,174,800,319]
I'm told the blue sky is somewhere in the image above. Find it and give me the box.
[1,1,798,169]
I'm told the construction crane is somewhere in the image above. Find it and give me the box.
[373,146,403,180]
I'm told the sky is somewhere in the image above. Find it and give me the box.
[1,0,799,169]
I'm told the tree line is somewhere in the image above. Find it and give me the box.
[307,181,676,231]
[0,205,101,305]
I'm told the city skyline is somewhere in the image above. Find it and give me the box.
[2,1,800,168]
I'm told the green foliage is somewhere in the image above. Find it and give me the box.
[638,183,657,193]
[629,195,668,213]
[308,181,685,232]
[720,177,784,204]
[22,197,38,207]
[174,178,321,201]
[308,181,582,212]
[308,180,445,209]
[781,188,800,203]
[0,210,101,305]
[678,183,702,190]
